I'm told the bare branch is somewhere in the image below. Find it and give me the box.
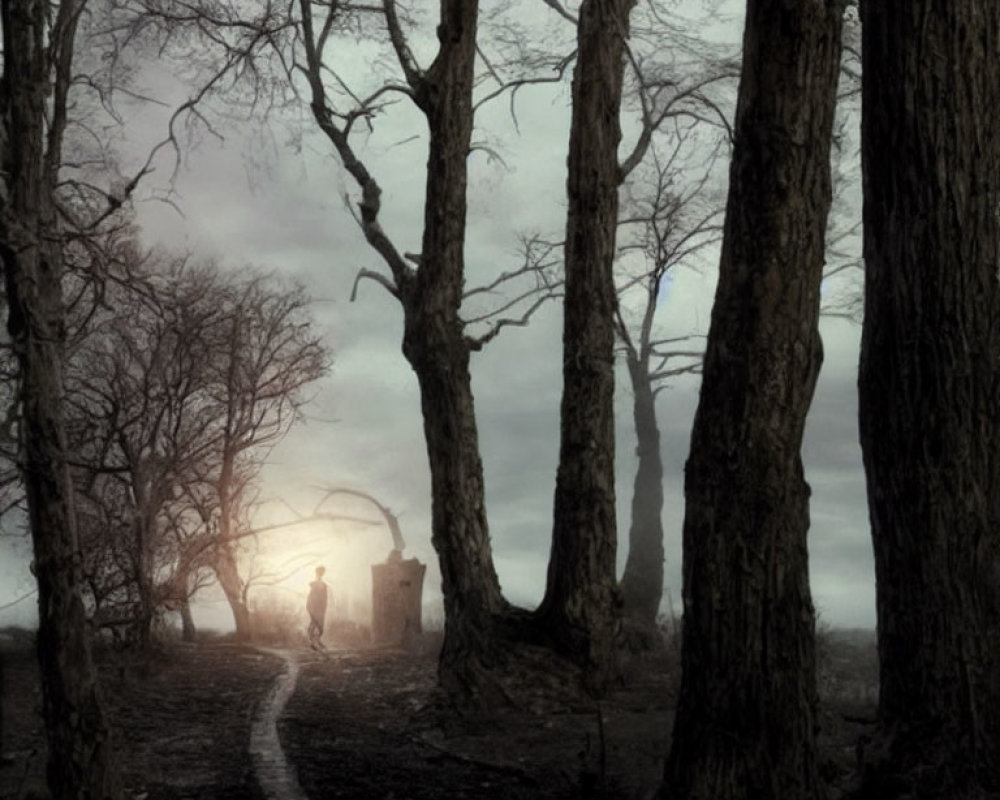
[383,0,424,89]
[350,267,399,300]
[472,50,576,125]
[619,70,737,181]
[460,233,564,347]
[297,0,415,295]
[465,289,564,351]
[313,487,407,552]
[0,588,38,612]
[539,0,578,25]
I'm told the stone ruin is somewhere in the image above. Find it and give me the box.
[370,549,426,646]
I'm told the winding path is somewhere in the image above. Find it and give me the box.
[249,648,309,800]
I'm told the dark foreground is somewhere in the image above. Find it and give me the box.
[0,628,876,799]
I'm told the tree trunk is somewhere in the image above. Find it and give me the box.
[212,544,252,641]
[535,0,634,694]
[179,598,197,643]
[662,2,843,799]
[399,0,516,706]
[131,510,155,649]
[133,572,155,648]
[0,1,123,798]
[619,357,665,631]
[211,408,252,640]
[857,2,1000,796]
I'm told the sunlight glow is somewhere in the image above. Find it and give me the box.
[244,502,400,630]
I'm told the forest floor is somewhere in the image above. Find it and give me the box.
[0,626,877,800]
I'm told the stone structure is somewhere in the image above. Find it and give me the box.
[371,551,426,646]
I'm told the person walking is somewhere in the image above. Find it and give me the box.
[306,566,329,650]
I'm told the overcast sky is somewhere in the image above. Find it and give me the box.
[0,0,875,632]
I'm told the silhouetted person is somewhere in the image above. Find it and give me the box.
[306,566,328,650]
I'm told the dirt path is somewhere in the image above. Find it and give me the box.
[2,635,877,799]
[250,648,309,800]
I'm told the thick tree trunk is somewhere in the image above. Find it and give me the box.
[662,2,843,799]
[857,3,1000,796]
[0,1,123,798]
[406,346,512,702]
[212,544,252,641]
[399,0,514,706]
[620,358,665,630]
[536,0,634,694]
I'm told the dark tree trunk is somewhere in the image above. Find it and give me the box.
[134,572,155,648]
[396,0,513,705]
[0,1,123,797]
[535,0,634,694]
[857,2,1000,796]
[179,598,197,643]
[662,2,843,798]
[301,0,525,706]
[619,356,665,630]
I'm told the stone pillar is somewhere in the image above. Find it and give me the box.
[371,553,426,646]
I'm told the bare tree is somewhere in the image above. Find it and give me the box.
[485,2,736,642]
[614,133,723,632]
[67,254,225,644]
[531,0,636,692]
[612,28,859,637]
[0,0,125,794]
[1,0,314,784]
[155,500,218,641]
[662,1,844,798]
[858,1,1000,794]
[492,47,732,639]
[67,251,328,644]
[201,272,329,640]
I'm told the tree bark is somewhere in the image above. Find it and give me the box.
[857,2,1000,795]
[662,1,843,798]
[535,0,634,694]
[619,355,665,630]
[397,0,516,705]
[0,1,123,796]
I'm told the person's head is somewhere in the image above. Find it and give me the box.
[315,565,326,578]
